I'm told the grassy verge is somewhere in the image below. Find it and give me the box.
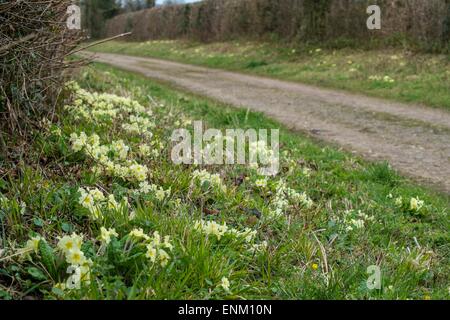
[89,40,450,111]
[0,63,448,300]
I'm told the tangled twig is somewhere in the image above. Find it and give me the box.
[0,0,84,149]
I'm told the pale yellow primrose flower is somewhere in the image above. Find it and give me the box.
[220,277,230,291]
[66,248,86,266]
[158,249,170,267]
[204,221,228,240]
[255,179,267,188]
[145,245,157,263]
[100,227,118,245]
[57,233,83,254]
[24,235,44,255]
[129,228,150,240]
[410,197,424,212]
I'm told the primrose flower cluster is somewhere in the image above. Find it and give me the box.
[194,220,267,255]
[44,81,317,295]
[192,169,227,192]
[138,140,163,158]
[270,179,313,217]
[20,226,174,292]
[65,82,159,183]
[394,196,426,214]
[57,233,92,287]
[65,82,149,127]
[129,229,173,267]
[69,132,149,182]
[100,227,119,245]
[78,187,128,220]
[332,210,375,233]
[122,114,155,138]
[368,75,395,83]
[136,181,171,201]
[249,140,277,165]
[22,233,91,290]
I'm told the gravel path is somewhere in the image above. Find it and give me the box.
[84,52,450,193]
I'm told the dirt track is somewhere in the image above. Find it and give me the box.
[84,52,450,193]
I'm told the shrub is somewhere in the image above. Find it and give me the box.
[104,0,449,52]
[0,0,83,153]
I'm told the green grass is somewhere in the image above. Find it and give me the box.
[0,63,448,300]
[90,40,450,111]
